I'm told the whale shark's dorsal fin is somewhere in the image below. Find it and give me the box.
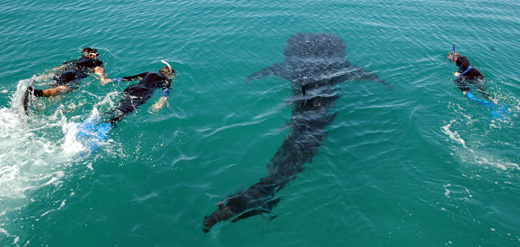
[345,64,391,88]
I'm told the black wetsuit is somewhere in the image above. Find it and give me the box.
[105,72,171,125]
[454,56,485,94]
[32,57,103,96]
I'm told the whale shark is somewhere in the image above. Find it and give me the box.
[202,33,386,233]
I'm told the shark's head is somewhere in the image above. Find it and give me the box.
[202,206,234,233]
[202,182,280,233]
[202,194,247,233]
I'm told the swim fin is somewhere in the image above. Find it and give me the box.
[466,92,510,120]
[490,103,510,120]
[76,118,114,151]
[22,81,36,115]
[94,122,113,142]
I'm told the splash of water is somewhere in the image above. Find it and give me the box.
[0,77,105,243]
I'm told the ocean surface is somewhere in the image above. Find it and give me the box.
[1,0,520,246]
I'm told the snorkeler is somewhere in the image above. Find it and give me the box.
[27,47,104,97]
[23,47,105,113]
[96,61,174,125]
[75,62,174,153]
[447,49,509,119]
[446,51,488,98]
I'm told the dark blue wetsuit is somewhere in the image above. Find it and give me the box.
[454,56,487,97]
[105,71,171,125]
[56,57,103,86]
[74,71,171,148]
[32,57,103,96]
[452,56,509,119]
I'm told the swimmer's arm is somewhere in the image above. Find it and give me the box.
[101,73,148,85]
[95,69,147,85]
[151,89,170,112]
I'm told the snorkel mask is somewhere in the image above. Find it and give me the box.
[82,51,99,58]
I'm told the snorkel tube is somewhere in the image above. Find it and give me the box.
[451,44,456,61]
[161,60,173,74]
[160,60,173,97]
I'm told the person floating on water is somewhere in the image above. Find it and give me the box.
[24,47,105,113]
[446,50,488,97]
[447,48,508,119]
[76,61,174,150]
[26,47,104,97]
[96,61,174,125]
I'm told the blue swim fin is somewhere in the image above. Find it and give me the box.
[94,122,113,142]
[77,118,97,137]
[466,92,510,120]
[76,118,114,152]
[490,103,510,120]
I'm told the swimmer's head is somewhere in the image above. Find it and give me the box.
[82,47,99,59]
[159,66,175,78]
[447,51,460,61]
[159,60,175,78]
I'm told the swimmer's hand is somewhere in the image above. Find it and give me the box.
[100,78,112,85]
[94,66,104,76]
[454,72,461,77]
[94,67,111,85]
[151,96,169,112]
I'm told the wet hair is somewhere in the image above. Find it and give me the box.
[82,47,98,58]
[448,51,460,61]
[159,65,175,77]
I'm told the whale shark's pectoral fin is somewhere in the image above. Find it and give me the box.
[231,209,265,223]
[216,193,241,209]
[231,197,282,223]
[247,63,288,84]
[348,65,391,89]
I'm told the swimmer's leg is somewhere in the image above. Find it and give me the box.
[26,85,69,98]
[106,94,141,125]
[42,86,70,97]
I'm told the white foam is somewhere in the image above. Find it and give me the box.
[0,77,122,244]
[0,78,77,205]
[62,122,88,154]
[442,117,520,172]
[441,120,467,149]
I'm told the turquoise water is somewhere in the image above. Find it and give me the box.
[1,0,520,246]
